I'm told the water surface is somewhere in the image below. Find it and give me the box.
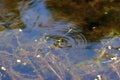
[0,0,120,80]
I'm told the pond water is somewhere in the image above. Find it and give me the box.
[0,0,120,80]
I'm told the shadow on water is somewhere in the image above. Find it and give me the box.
[0,0,120,80]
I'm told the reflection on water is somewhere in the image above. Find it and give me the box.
[0,0,25,31]
[0,0,120,80]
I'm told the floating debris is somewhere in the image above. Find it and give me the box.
[36,54,41,58]
[110,56,117,60]
[17,59,21,63]
[104,11,108,14]
[107,46,112,50]
[1,66,7,71]
[45,36,50,40]
[19,29,22,32]
[92,26,96,30]
[97,75,102,80]
[118,48,120,51]
[23,62,27,66]
[34,39,38,42]
[94,75,102,80]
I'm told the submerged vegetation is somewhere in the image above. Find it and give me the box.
[46,0,120,41]
[1,29,120,80]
